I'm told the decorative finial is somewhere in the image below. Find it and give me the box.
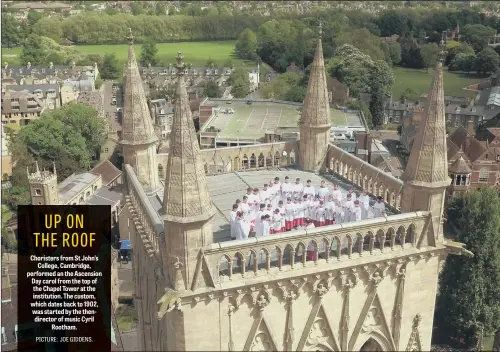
[53,162,56,176]
[127,28,134,45]
[176,51,185,75]
[318,20,323,39]
[35,161,40,173]
[439,32,446,62]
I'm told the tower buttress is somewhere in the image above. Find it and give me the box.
[119,28,160,192]
[299,22,331,172]
[28,162,59,205]
[162,52,216,291]
[401,39,449,243]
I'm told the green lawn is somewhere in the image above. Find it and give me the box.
[392,67,482,99]
[2,41,254,67]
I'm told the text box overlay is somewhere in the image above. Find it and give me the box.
[17,205,112,352]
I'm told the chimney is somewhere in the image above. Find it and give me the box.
[49,62,53,69]
[27,61,31,69]
[467,118,475,136]
[3,62,7,70]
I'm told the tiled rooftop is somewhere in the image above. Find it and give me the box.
[85,186,122,206]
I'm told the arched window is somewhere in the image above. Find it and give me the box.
[479,168,488,183]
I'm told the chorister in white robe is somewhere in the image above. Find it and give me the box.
[336,202,345,225]
[312,199,320,221]
[278,206,286,230]
[303,185,315,199]
[254,211,265,237]
[343,199,354,223]
[260,188,271,203]
[317,186,330,201]
[272,213,282,233]
[230,210,238,239]
[353,206,362,222]
[374,201,386,218]
[331,188,343,203]
[271,183,281,209]
[348,191,357,202]
[237,218,250,240]
[315,207,326,226]
[298,202,306,220]
[240,202,250,221]
[293,182,304,198]
[281,182,293,203]
[325,201,336,223]
[285,202,295,230]
[359,194,370,219]
[262,218,271,236]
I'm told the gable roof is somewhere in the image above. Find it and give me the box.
[90,160,122,186]
[449,126,487,162]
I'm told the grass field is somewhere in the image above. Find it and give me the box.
[205,101,357,139]
[1,41,254,67]
[392,66,481,99]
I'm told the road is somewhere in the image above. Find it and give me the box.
[117,261,134,299]
[103,81,123,114]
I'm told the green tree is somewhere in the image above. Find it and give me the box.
[420,43,439,73]
[284,85,306,103]
[32,17,63,43]
[449,53,476,73]
[1,13,22,48]
[400,34,425,69]
[99,53,120,80]
[436,188,500,346]
[474,47,500,76]
[235,28,258,60]
[377,10,411,36]
[155,2,166,16]
[140,38,158,67]
[337,28,385,61]
[27,10,43,32]
[461,24,497,52]
[203,80,221,98]
[446,42,475,66]
[369,83,385,127]
[228,67,251,98]
[130,2,144,16]
[20,34,46,66]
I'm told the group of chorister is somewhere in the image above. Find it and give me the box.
[229,176,387,240]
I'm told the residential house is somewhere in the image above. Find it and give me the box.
[444,23,460,42]
[5,84,61,110]
[446,123,500,196]
[1,91,44,127]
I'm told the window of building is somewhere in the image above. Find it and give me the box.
[38,202,42,205]
[1,327,6,345]
[454,118,459,127]
[35,189,41,196]
[479,168,489,183]
[104,148,109,153]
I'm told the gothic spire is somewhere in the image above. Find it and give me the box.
[120,28,157,145]
[300,29,331,127]
[401,38,449,187]
[162,52,215,222]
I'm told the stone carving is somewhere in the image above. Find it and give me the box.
[362,308,382,333]
[304,304,338,351]
[157,288,182,320]
[405,314,423,351]
[313,279,330,298]
[370,271,384,287]
[392,264,407,349]
[228,304,236,352]
[252,287,271,311]
[247,318,277,352]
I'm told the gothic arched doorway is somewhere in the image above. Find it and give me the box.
[360,338,384,351]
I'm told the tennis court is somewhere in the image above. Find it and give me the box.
[203,100,363,139]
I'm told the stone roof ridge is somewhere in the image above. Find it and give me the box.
[120,28,158,146]
[162,51,216,223]
[299,36,331,127]
[402,45,449,187]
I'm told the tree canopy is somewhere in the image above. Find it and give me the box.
[235,29,258,61]
[140,38,158,67]
[228,68,251,98]
[100,53,121,80]
[436,188,500,346]
[3,103,106,209]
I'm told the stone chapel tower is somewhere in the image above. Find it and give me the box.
[162,52,217,293]
[28,162,59,205]
[299,25,332,172]
[119,29,160,192]
[401,39,450,243]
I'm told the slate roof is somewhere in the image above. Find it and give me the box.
[90,160,122,186]
[85,186,122,206]
[449,154,472,174]
[1,91,44,114]
[448,126,487,162]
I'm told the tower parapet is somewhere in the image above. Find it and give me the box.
[28,162,59,205]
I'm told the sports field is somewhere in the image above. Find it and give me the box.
[1,40,252,67]
[204,100,360,139]
[392,67,480,99]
